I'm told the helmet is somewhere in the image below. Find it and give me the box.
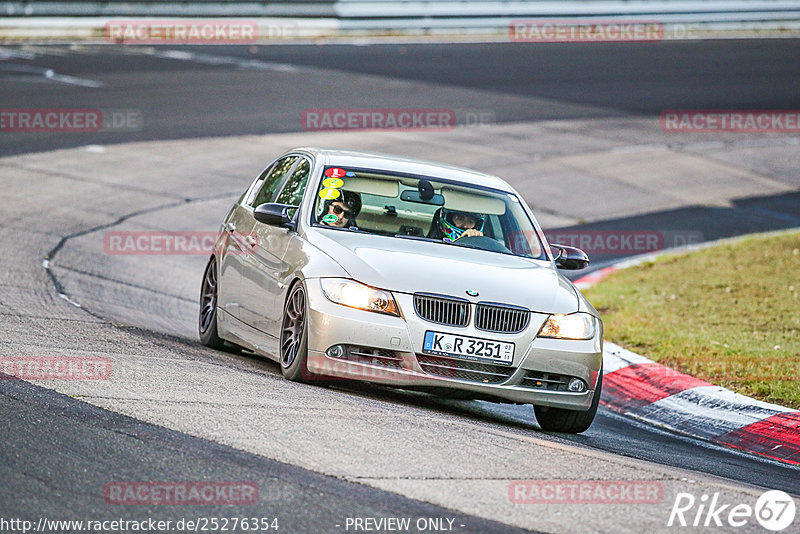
[439,208,485,242]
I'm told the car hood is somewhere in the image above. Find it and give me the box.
[306,229,579,314]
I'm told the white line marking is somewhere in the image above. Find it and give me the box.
[147,49,300,73]
[0,63,104,88]
[58,293,82,308]
[43,69,104,88]
[0,47,36,60]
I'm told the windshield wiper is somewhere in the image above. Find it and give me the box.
[394,234,483,250]
[442,239,482,250]
[393,234,438,242]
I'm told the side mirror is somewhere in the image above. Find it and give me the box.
[551,244,590,270]
[253,203,296,230]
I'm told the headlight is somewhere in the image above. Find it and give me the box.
[539,313,598,340]
[320,278,399,316]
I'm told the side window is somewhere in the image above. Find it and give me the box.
[249,156,298,207]
[274,158,311,216]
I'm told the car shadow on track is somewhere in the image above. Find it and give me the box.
[223,343,546,432]
[556,190,800,279]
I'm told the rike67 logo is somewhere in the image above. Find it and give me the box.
[668,490,796,531]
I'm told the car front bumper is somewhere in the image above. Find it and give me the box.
[304,279,602,410]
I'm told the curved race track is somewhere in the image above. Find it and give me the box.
[1,41,799,533]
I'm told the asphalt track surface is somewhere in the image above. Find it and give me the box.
[1,40,800,532]
[0,377,523,534]
[3,40,799,253]
[2,40,800,157]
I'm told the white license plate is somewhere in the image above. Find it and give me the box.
[422,331,514,365]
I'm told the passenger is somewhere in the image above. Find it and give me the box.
[320,191,362,228]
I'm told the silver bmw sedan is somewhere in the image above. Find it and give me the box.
[199,147,603,433]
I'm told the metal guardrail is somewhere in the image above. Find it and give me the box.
[4,0,800,19]
[337,1,800,18]
[1,2,337,17]
[3,1,800,41]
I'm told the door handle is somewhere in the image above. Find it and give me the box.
[245,235,258,248]
[224,222,236,233]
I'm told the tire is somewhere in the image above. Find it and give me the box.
[199,255,226,349]
[534,371,603,433]
[279,281,314,382]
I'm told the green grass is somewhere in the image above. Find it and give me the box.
[584,231,800,409]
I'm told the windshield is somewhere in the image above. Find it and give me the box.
[311,166,546,260]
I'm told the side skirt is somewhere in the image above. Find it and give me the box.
[217,308,280,362]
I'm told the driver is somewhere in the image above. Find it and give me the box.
[320,190,362,228]
[439,208,485,242]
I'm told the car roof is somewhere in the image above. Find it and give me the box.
[289,147,515,193]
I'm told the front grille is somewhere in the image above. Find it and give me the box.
[417,354,514,384]
[475,303,530,333]
[414,293,470,327]
[335,346,402,369]
[519,371,570,391]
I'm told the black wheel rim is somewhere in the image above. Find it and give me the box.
[280,285,305,368]
[199,258,217,334]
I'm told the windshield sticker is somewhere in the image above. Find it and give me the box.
[319,188,341,200]
[322,177,344,188]
[321,214,339,224]
[324,167,347,178]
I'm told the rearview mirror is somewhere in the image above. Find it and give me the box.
[400,189,445,205]
[551,244,590,270]
[253,203,296,230]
